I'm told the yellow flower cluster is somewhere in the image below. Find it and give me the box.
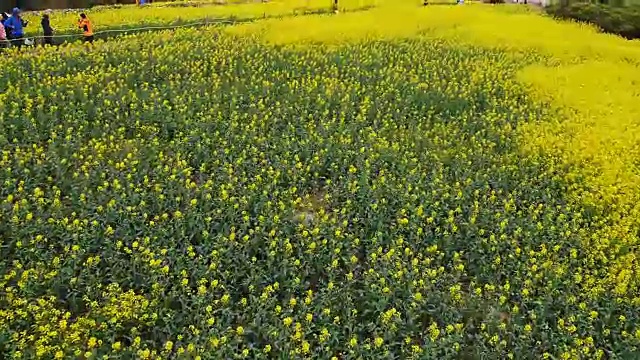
[21,0,373,39]
[1,1,640,359]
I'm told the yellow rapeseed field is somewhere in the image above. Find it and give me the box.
[21,0,375,38]
[2,1,640,359]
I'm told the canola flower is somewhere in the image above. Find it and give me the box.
[20,0,374,39]
[1,3,640,359]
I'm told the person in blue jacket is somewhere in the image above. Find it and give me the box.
[4,8,28,49]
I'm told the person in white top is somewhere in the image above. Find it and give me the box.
[0,18,6,48]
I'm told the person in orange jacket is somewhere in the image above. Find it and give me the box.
[78,13,93,44]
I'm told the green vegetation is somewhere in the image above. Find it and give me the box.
[547,2,640,39]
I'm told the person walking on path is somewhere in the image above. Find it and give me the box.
[1,13,10,40]
[4,8,28,49]
[41,11,54,46]
[78,13,93,44]
[0,19,6,49]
